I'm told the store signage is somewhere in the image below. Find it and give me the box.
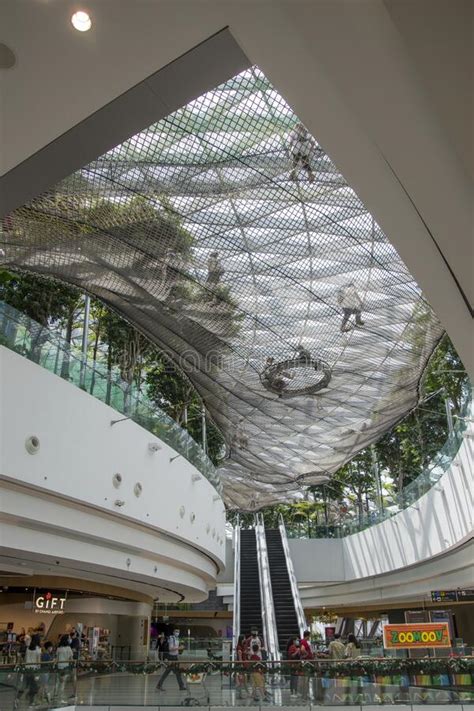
[457,589,474,602]
[431,589,474,603]
[383,622,451,649]
[431,590,458,603]
[34,590,67,615]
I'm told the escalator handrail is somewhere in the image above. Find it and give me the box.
[278,513,307,637]
[232,517,241,661]
[255,513,280,661]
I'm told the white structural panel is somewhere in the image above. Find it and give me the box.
[0,346,226,601]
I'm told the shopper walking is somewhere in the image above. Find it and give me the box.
[40,641,54,703]
[56,634,74,702]
[24,634,42,705]
[156,629,186,691]
[70,632,81,660]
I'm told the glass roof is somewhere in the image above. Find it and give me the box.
[4,67,443,508]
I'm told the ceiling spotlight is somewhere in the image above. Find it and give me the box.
[71,11,92,32]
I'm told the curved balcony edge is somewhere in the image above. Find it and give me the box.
[0,345,226,596]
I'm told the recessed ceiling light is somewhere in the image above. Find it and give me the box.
[71,11,92,32]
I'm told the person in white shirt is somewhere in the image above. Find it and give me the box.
[337,282,365,332]
[156,629,186,691]
[345,634,362,659]
[24,633,42,704]
[249,629,264,659]
[56,635,74,669]
[328,633,346,660]
[56,634,74,701]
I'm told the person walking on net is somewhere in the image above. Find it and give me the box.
[206,251,224,287]
[337,282,365,332]
[156,629,186,691]
[289,123,316,183]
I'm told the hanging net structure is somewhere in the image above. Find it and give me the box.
[2,67,443,509]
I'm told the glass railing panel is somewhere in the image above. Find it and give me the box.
[2,664,77,710]
[0,301,221,493]
[0,664,18,710]
[5,658,470,707]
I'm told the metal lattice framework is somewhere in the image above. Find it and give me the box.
[2,67,443,508]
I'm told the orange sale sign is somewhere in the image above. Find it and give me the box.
[383,622,451,649]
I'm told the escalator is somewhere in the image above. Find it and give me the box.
[265,529,301,652]
[234,522,305,660]
[239,529,263,637]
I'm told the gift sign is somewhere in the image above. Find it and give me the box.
[34,590,67,615]
[383,622,450,649]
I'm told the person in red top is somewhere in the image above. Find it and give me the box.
[287,637,301,697]
[299,630,314,700]
[235,634,247,699]
[300,630,314,660]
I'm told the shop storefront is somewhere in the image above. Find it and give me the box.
[0,588,152,662]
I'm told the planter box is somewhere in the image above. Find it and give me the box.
[432,673,450,686]
[375,675,392,685]
[451,673,472,685]
[411,674,432,686]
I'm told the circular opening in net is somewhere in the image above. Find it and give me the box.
[260,356,331,397]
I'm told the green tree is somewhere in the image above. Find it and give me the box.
[0,271,81,361]
[146,357,225,465]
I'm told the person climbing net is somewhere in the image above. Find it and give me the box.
[288,123,316,183]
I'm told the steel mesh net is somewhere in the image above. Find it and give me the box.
[2,66,443,508]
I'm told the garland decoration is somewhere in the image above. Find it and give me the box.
[73,657,473,679]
